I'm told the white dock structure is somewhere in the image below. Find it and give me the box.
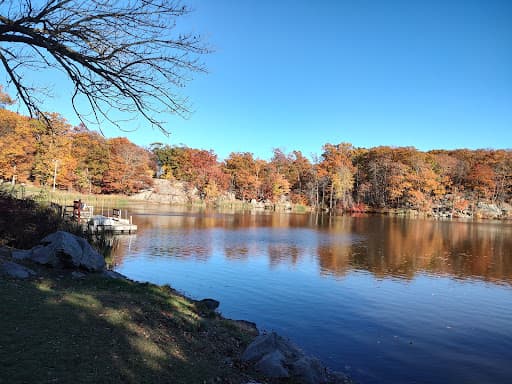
[87,214,137,234]
[62,201,137,234]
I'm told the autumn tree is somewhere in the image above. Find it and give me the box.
[466,163,496,201]
[184,148,229,200]
[268,149,314,204]
[0,0,207,132]
[0,108,37,183]
[224,152,263,201]
[71,128,110,193]
[152,145,191,181]
[102,137,153,194]
[491,150,512,204]
[31,113,76,188]
[152,145,229,200]
[392,147,441,210]
[318,143,356,211]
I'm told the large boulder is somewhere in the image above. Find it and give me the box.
[290,356,329,384]
[0,261,36,279]
[254,349,289,378]
[13,231,105,271]
[242,332,348,384]
[242,332,301,363]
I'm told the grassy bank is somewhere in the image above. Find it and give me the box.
[0,266,258,384]
[4,183,131,210]
[0,192,262,383]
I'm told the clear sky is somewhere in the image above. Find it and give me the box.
[6,0,512,160]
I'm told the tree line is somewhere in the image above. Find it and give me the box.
[0,108,153,194]
[1,107,511,212]
[153,142,512,213]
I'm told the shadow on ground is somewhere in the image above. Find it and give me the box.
[0,274,256,384]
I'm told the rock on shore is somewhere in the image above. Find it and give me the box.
[12,231,105,271]
[242,332,350,383]
[0,260,36,279]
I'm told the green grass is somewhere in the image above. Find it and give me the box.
[7,183,131,210]
[0,271,258,384]
[292,204,308,213]
[0,191,261,383]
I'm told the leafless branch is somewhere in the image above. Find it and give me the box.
[0,0,209,133]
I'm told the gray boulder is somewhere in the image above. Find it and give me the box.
[254,349,289,378]
[12,249,32,261]
[13,231,105,271]
[242,332,346,384]
[290,356,329,384]
[242,332,301,363]
[198,298,220,311]
[0,261,36,279]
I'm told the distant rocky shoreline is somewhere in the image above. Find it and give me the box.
[131,179,512,220]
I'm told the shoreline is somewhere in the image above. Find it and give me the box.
[0,193,351,383]
[4,181,511,221]
[0,242,351,384]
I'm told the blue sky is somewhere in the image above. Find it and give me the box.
[5,0,512,160]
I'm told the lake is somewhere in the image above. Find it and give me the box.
[112,206,512,384]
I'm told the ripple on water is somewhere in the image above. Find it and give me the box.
[114,211,512,384]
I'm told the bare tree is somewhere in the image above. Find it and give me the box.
[0,0,208,133]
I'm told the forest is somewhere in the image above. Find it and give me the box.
[1,107,511,215]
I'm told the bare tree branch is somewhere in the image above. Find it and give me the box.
[0,0,209,134]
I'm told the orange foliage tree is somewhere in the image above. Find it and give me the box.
[0,110,40,183]
[102,138,153,194]
[224,152,263,201]
[71,128,110,193]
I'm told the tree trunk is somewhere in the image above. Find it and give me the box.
[329,182,334,214]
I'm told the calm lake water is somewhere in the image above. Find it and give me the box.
[112,206,512,384]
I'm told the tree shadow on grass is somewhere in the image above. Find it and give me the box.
[0,276,253,384]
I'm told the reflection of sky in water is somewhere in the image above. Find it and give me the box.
[114,211,512,384]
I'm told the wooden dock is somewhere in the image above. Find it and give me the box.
[87,219,138,234]
[59,201,138,234]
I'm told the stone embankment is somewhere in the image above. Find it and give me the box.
[430,201,512,220]
[371,201,511,220]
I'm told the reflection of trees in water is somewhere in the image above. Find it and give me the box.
[268,244,302,267]
[111,226,213,263]
[317,245,351,277]
[132,211,313,231]
[224,246,249,259]
[318,217,512,283]
[114,209,512,284]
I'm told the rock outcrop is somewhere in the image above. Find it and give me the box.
[12,231,105,271]
[130,179,192,204]
[242,332,349,384]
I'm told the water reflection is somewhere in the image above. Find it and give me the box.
[113,211,512,285]
[112,208,512,384]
